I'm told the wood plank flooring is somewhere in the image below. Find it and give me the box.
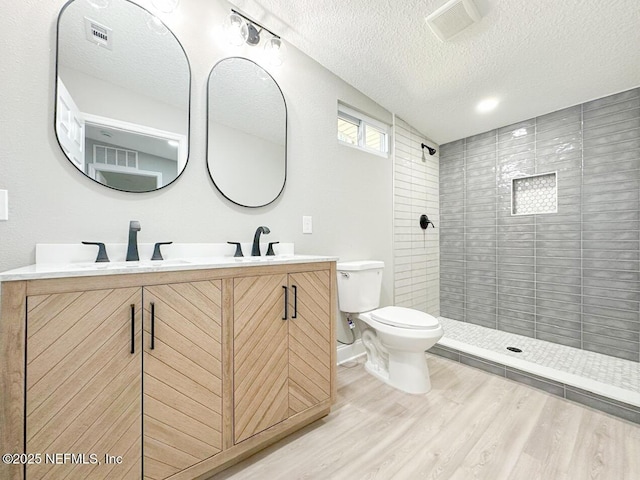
[210,354,640,480]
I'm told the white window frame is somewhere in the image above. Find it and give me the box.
[338,103,390,158]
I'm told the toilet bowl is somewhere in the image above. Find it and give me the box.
[337,261,444,394]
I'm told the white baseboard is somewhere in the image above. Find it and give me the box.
[337,339,365,365]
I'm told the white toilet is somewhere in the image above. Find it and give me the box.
[337,260,444,394]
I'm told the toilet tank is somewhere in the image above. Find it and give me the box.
[336,261,384,313]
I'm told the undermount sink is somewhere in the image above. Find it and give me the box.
[65,259,192,270]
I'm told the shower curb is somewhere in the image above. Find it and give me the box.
[430,344,640,425]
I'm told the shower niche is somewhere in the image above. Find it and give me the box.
[511,172,557,215]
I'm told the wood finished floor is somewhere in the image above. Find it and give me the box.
[210,354,640,480]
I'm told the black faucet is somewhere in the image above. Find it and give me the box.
[126,221,141,261]
[251,226,270,256]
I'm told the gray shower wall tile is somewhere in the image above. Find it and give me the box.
[583,259,639,272]
[583,125,640,149]
[583,305,639,322]
[536,105,581,131]
[584,138,640,158]
[535,157,583,172]
[583,119,640,141]
[535,289,581,304]
[500,323,535,338]
[535,122,582,142]
[582,278,638,293]
[439,87,640,362]
[583,231,639,243]
[535,315,581,332]
[583,323,639,342]
[583,180,639,195]
[536,298,581,314]
[537,331,582,349]
[583,334,639,355]
[583,315,640,333]
[583,287,640,302]
[583,97,640,120]
[584,108,640,132]
[440,139,464,155]
[583,88,639,110]
[582,201,640,214]
[535,282,581,296]
[536,323,581,340]
[498,308,535,322]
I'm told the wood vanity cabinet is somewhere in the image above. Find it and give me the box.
[233,270,331,443]
[0,261,336,480]
[22,281,223,480]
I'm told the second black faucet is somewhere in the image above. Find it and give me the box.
[251,226,270,256]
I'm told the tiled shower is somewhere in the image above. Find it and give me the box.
[439,87,640,362]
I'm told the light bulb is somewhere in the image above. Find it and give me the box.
[151,0,179,13]
[264,37,286,66]
[87,0,110,8]
[225,13,248,46]
[146,13,168,35]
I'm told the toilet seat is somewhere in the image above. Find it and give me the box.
[370,306,440,330]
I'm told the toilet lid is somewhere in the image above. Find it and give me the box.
[370,306,440,329]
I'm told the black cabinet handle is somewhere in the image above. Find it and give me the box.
[292,285,298,319]
[282,286,288,320]
[150,302,155,350]
[130,304,135,354]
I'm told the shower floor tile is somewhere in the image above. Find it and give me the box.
[437,317,640,408]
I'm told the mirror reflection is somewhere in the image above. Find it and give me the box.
[207,58,287,207]
[56,0,190,192]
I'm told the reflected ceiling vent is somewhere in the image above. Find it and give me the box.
[84,17,113,50]
[426,0,481,42]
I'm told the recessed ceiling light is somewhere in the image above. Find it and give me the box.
[167,140,179,147]
[476,98,499,113]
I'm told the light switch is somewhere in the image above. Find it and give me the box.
[0,190,7,221]
[302,216,312,234]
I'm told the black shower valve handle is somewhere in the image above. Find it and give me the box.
[419,214,435,229]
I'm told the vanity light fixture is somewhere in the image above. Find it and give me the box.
[225,9,287,66]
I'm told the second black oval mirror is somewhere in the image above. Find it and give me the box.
[207,58,287,208]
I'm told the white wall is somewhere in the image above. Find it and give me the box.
[0,0,395,342]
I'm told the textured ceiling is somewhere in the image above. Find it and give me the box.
[58,0,189,109]
[230,0,640,144]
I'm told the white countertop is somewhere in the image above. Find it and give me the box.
[0,254,338,281]
[0,243,338,281]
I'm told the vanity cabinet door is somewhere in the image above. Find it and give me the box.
[232,269,333,444]
[233,274,289,444]
[25,287,142,480]
[142,281,223,479]
[288,270,332,415]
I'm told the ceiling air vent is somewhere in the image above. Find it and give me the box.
[84,17,113,50]
[426,0,481,42]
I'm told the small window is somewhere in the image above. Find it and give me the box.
[338,103,389,157]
